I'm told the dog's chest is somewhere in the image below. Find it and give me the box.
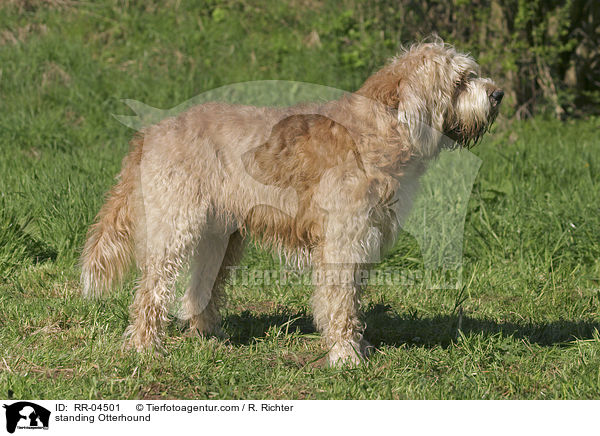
[371,161,425,243]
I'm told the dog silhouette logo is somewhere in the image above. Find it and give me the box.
[3,402,50,433]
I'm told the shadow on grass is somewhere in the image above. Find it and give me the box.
[225,309,315,345]
[223,303,600,348]
[3,214,57,264]
[363,304,600,348]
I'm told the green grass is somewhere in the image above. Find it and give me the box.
[1,1,600,399]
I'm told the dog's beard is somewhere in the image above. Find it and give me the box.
[443,109,498,150]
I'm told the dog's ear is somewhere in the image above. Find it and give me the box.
[357,70,402,108]
[397,94,444,157]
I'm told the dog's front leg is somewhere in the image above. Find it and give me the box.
[311,263,368,366]
[310,214,380,366]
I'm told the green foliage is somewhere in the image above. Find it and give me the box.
[363,0,599,118]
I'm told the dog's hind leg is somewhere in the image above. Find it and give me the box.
[181,230,245,338]
[125,200,201,351]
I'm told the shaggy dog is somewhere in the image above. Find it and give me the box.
[81,40,503,366]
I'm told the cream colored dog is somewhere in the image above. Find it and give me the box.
[81,40,502,366]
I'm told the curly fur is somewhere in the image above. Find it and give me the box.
[80,39,502,365]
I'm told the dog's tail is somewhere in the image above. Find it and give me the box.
[80,135,144,297]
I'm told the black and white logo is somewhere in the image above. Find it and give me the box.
[3,402,50,433]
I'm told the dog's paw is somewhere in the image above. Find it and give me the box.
[122,326,165,355]
[185,325,229,341]
[186,315,228,340]
[327,339,372,367]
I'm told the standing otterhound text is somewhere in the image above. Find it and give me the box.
[81,40,503,366]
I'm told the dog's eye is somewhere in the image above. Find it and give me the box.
[454,74,469,92]
[456,71,476,86]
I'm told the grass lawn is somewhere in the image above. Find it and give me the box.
[1,1,599,399]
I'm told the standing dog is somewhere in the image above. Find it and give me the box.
[81,40,502,366]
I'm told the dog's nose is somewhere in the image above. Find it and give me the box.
[490,89,504,105]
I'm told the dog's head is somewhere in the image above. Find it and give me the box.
[357,39,502,156]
